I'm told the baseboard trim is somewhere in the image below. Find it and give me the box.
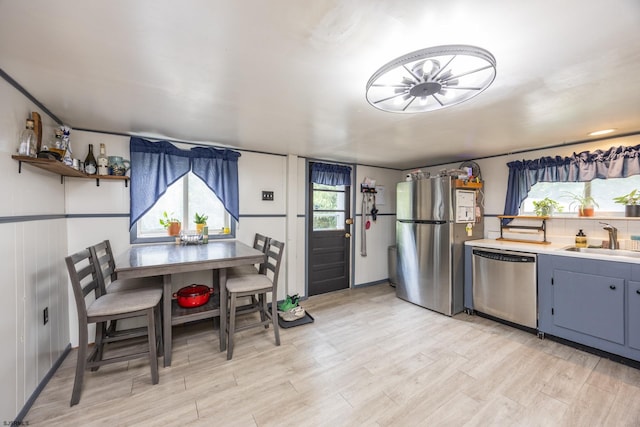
[353,279,390,288]
[15,343,72,422]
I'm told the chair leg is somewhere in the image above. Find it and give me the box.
[259,293,267,327]
[147,308,159,385]
[71,321,89,406]
[227,292,237,360]
[91,321,106,371]
[272,294,280,346]
[155,304,163,357]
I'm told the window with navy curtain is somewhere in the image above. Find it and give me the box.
[504,144,640,217]
[311,162,352,186]
[129,137,241,229]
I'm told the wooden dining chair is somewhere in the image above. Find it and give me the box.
[66,248,162,406]
[227,233,270,277]
[90,240,164,338]
[226,239,285,360]
[91,240,163,293]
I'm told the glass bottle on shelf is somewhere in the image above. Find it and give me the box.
[18,118,37,157]
[97,143,109,175]
[84,144,97,175]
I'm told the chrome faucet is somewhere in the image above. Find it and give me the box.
[600,222,619,249]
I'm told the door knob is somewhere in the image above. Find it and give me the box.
[345,218,354,225]
[345,233,351,238]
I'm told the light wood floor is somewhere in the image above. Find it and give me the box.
[25,284,640,426]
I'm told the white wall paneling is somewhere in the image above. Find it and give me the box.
[0,77,69,421]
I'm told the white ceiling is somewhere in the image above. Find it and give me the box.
[1,1,640,169]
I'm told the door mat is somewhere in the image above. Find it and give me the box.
[278,311,314,328]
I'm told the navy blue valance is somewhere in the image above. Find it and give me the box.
[504,144,640,217]
[130,137,241,229]
[311,162,352,186]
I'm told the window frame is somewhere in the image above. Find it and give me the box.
[130,173,234,244]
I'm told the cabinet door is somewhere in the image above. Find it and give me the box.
[554,270,625,344]
[629,281,640,351]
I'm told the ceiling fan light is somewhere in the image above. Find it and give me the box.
[422,59,440,77]
[366,45,496,113]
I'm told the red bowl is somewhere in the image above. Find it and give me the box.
[173,284,213,308]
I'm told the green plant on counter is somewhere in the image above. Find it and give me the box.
[159,211,180,229]
[194,212,208,224]
[532,197,563,216]
[613,189,640,205]
[563,191,599,212]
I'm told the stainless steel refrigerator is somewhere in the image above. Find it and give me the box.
[396,176,483,315]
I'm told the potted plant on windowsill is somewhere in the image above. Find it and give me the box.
[564,192,599,217]
[194,212,208,234]
[613,189,640,217]
[532,197,563,217]
[160,211,181,236]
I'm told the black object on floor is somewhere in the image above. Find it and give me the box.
[278,311,314,328]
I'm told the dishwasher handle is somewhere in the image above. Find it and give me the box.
[472,249,536,263]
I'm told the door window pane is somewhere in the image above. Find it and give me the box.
[313,183,346,230]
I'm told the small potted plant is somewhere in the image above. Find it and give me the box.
[159,211,181,236]
[194,212,208,234]
[532,197,563,217]
[563,191,599,217]
[613,189,640,217]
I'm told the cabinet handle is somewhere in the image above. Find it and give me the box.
[609,285,616,290]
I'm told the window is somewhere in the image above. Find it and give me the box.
[134,172,231,241]
[312,183,346,230]
[522,175,640,215]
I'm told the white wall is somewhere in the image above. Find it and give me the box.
[0,79,70,421]
[411,134,640,245]
[353,165,403,285]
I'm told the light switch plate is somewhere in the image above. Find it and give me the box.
[262,190,274,201]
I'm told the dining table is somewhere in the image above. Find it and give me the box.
[114,240,266,366]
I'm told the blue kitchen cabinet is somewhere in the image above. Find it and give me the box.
[553,270,624,344]
[629,281,640,351]
[538,254,640,362]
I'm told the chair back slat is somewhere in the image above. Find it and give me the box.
[254,233,270,253]
[89,240,117,294]
[66,249,101,320]
[253,233,271,274]
[264,239,285,288]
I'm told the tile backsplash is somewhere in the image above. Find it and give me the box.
[485,216,640,247]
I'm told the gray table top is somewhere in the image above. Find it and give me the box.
[115,240,265,279]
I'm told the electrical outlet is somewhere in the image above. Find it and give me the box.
[262,190,274,201]
[43,307,49,325]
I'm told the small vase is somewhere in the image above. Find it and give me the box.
[195,223,206,234]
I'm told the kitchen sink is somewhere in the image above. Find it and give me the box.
[563,246,640,258]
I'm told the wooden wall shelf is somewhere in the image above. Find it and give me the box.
[454,179,483,189]
[12,155,130,187]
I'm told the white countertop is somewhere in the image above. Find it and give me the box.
[465,238,640,264]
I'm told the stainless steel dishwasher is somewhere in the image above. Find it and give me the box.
[472,248,537,328]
